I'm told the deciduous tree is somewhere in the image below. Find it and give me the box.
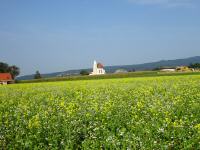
[34,71,42,79]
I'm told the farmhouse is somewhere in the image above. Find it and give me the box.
[115,69,128,74]
[0,73,13,85]
[160,68,176,72]
[176,66,191,72]
[90,60,106,75]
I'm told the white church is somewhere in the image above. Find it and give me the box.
[90,60,106,75]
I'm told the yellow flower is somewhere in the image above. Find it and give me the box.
[137,101,143,109]
[194,124,200,133]
[28,114,40,129]
[165,117,171,124]
[60,101,65,107]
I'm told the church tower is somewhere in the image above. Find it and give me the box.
[93,60,97,74]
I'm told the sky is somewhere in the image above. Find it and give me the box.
[0,0,200,75]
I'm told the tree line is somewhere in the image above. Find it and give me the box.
[0,62,42,80]
[188,63,200,69]
[0,62,20,79]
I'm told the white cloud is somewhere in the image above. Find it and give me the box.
[129,0,194,7]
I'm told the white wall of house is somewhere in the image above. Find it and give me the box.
[3,81,7,85]
[0,81,8,85]
[160,69,176,72]
[96,68,105,74]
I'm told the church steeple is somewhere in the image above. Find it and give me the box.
[93,60,97,74]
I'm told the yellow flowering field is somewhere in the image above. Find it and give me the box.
[0,75,200,149]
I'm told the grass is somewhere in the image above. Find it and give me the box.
[17,71,200,83]
[1,75,200,149]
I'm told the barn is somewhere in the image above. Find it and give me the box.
[0,73,13,85]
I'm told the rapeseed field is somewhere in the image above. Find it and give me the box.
[0,75,200,149]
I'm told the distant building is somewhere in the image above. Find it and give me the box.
[115,69,128,74]
[90,60,106,75]
[176,66,190,72]
[160,66,192,72]
[160,69,176,72]
[0,73,13,85]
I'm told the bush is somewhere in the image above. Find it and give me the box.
[80,70,89,76]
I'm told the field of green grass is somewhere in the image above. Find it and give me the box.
[17,71,200,83]
[1,75,200,149]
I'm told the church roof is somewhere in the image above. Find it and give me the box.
[97,63,104,68]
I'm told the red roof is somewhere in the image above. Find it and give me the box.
[0,73,13,81]
[97,63,104,68]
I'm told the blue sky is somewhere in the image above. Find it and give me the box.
[0,0,200,75]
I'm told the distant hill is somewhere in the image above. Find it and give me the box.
[17,56,200,80]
